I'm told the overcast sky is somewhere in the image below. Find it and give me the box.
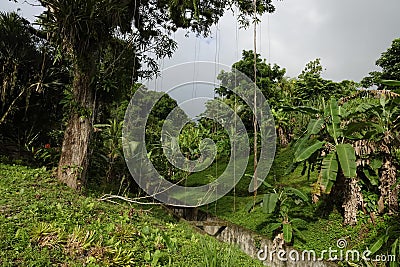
[163,0,400,82]
[2,0,400,83]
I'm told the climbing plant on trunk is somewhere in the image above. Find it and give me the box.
[38,0,137,189]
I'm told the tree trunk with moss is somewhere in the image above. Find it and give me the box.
[57,55,96,190]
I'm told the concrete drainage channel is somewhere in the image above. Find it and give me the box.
[165,207,337,267]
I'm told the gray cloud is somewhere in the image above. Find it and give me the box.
[2,0,400,83]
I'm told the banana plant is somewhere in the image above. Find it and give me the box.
[294,98,357,190]
[342,86,400,214]
[263,186,309,244]
[249,178,309,245]
[368,221,400,267]
[271,107,291,147]
[292,97,361,225]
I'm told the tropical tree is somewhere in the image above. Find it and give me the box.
[361,38,400,92]
[34,0,276,190]
[215,50,286,106]
[294,58,357,105]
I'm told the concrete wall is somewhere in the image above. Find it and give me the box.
[169,207,337,267]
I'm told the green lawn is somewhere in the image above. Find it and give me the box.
[0,163,264,267]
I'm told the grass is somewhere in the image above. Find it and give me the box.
[0,163,265,266]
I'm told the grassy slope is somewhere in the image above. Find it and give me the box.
[0,163,264,267]
[186,146,386,256]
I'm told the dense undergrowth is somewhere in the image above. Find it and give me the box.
[189,146,393,263]
[0,163,264,266]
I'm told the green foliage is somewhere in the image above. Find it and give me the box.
[292,98,358,195]
[0,163,263,266]
[321,152,338,193]
[33,144,61,168]
[215,50,286,108]
[198,237,235,267]
[294,140,324,163]
[368,219,400,267]
[93,118,125,182]
[259,184,310,244]
[362,38,400,91]
[336,144,357,178]
[0,12,66,161]
[325,98,342,144]
[295,59,357,103]
[263,193,279,213]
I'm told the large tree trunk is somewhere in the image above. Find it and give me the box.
[378,131,399,214]
[329,172,363,226]
[379,156,399,214]
[57,58,96,190]
[342,177,363,226]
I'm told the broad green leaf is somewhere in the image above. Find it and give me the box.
[283,223,292,243]
[295,141,324,162]
[290,218,307,226]
[245,196,263,212]
[281,105,319,115]
[380,96,388,108]
[327,125,343,143]
[381,79,400,87]
[307,119,324,135]
[325,180,334,194]
[336,144,357,178]
[285,187,309,202]
[245,201,256,213]
[254,176,273,188]
[344,122,372,138]
[370,159,383,170]
[325,98,342,142]
[325,98,341,124]
[321,152,338,191]
[293,135,311,157]
[267,222,282,232]
[369,235,387,255]
[263,193,279,214]
[338,105,347,118]
[370,123,385,135]
[390,239,399,267]
[292,227,306,240]
[363,168,379,186]
[354,103,375,114]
